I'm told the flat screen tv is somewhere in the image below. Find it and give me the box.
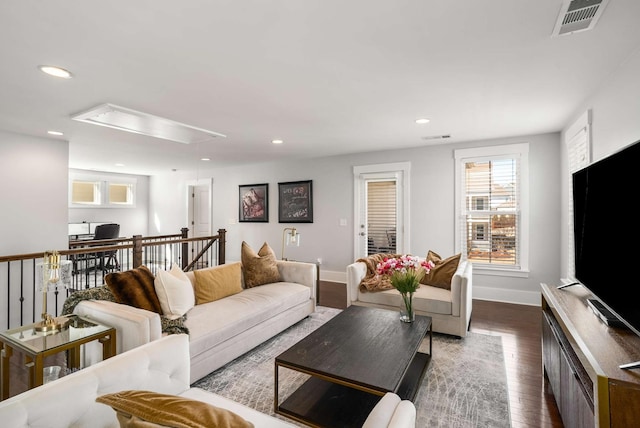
[572,139,640,344]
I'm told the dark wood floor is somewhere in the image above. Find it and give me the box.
[319,280,564,428]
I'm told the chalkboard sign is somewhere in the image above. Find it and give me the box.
[278,180,313,223]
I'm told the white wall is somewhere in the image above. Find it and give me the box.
[560,47,640,279]
[148,170,197,236]
[0,131,69,255]
[68,168,150,238]
[150,132,561,305]
[0,131,70,328]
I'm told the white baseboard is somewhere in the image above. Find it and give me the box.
[472,285,541,307]
[320,269,347,283]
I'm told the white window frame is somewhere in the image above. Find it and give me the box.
[565,110,591,280]
[454,143,530,277]
[69,173,137,208]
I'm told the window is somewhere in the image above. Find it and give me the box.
[108,183,134,205]
[69,174,136,208]
[474,224,486,241]
[472,196,488,210]
[71,180,101,205]
[455,143,529,274]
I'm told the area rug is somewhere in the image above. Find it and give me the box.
[193,307,511,428]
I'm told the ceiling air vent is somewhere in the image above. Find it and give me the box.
[552,0,610,37]
[72,103,226,144]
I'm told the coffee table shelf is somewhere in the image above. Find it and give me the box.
[275,305,432,427]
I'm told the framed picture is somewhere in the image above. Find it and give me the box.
[278,180,313,223]
[239,183,269,222]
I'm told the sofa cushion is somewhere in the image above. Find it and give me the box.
[194,262,243,305]
[241,241,281,288]
[186,282,311,360]
[154,263,195,320]
[420,250,461,290]
[96,390,254,428]
[106,266,162,314]
[358,284,452,315]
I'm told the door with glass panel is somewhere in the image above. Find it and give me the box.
[353,163,409,261]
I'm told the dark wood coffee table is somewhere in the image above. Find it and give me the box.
[274,305,432,427]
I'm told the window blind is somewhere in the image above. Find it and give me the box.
[367,180,396,255]
[71,181,99,204]
[109,183,133,205]
[463,158,519,266]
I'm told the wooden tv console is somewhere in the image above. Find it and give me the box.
[541,283,640,427]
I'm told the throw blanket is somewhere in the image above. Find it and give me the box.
[62,286,189,335]
[357,253,403,292]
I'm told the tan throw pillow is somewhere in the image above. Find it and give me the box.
[105,266,162,313]
[420,250,461,290]
[193,262,243,305]
[96,390,254,428]
[241,241,281,288]
[154,263,195,319]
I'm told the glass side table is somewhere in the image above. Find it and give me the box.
[0,314,116,400]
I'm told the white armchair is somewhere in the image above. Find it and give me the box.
[346,259,473,337]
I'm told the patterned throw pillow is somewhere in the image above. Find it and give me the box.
[105,265,163,313]
[240,241,281,288]
[420,250,461,290]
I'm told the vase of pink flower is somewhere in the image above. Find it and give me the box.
[376,255,434,322]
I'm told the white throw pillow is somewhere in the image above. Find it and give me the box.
[154,263,195,319]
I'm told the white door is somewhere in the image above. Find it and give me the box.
[189,183,211,238]
[353,163,410,261]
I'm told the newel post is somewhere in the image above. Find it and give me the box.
[132,235,143,268]
[218,229,226,265]
[181,228,189,269]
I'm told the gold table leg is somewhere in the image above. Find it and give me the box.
[1,344,13,400]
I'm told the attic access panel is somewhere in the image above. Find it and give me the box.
[72,103,226,144]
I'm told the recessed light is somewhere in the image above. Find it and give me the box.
[38,65,73,79]
[201,158,210,161]
[415,118,430,124]
[47,130,64,136]
[272,139,284,144]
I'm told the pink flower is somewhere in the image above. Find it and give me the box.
[376,255,433,276]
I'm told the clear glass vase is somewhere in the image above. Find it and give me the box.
[399,291,415,323]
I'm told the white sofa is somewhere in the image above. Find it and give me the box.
[0,334,416,427]
[74,260,317,383]
[347,259,473,337]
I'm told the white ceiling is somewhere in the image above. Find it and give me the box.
[2,1,640,176]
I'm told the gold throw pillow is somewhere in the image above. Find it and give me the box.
[96,390,254,428]
[193,262,243,305]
